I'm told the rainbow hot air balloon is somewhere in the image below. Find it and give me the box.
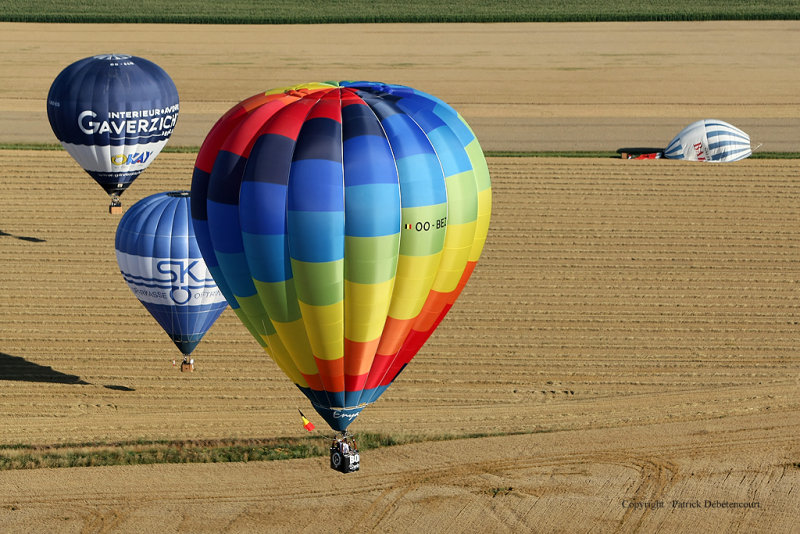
[191,82,491,431]
[115,191,227,358]
[47,54,179,212]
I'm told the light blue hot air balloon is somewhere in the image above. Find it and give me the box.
[115,191,227,357]
[47,54,179,211]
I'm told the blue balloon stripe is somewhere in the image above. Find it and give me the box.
[241,232,292,283]
[287,159,344,212]
[208,264,240,310]
[433,103,475,145]
[239,181,288,235]
[707,132,749,143]
[395,154,448,207]
[191,167,211,221]
[344,184,401,237]
[157,201,183,258]
[120,277,218,291]
[424,126,473,177]
[705,125,749,139]
[292,117,342,163]
[342,101,387,141]
[708,139,751,151]
[342,135,398,186]
[148,200,175,258]
[171,197,191,263]
[216,250,259,298]
[243,133,296,185]
[356,93,404,119]
[191,218,219,269]
[380,113,437,160]
[394,93,437,115]
[287,211,345,263]
[207,200,246,254]
[714,147,752,160]
[207,150,247,205]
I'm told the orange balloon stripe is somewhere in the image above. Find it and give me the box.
[344,338,380,376]
[300,371,325,391]
[376,316,415,356]
[411,289,450,333]
[451,261,477,304]
[375,261,479,388]
[314,356,345,393]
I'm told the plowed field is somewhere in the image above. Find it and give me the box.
[1,21,799,533]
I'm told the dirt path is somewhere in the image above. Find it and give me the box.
[0,413,797,532]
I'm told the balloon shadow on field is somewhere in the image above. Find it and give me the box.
[0,352,90,384]
[0,229,46,243]
[103,384,136,391]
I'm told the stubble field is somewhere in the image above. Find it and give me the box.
[0,21,798,533]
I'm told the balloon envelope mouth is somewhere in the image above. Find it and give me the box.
[166,191,191,198]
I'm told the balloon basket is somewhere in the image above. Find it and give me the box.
[616,147,664,160]
[329,433,360,473]
[180,361,194,372]
[109,196,122,214]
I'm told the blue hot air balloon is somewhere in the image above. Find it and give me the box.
[47,54,179,212]
[115,191,227,357]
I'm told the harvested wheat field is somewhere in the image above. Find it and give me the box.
[1,21,799,533]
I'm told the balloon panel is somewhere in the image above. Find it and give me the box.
[192,82,491,430]
[115,191,227,355]
[47,54,179,196]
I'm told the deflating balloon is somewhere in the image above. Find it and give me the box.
[663,119,752,162]
[191,82,491,430]
[115,191,227,356]
[47,54,179,208]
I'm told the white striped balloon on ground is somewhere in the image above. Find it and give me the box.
[664,119,752,162]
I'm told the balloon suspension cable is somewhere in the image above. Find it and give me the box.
[752,142,763,153]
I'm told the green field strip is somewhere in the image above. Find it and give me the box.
[1,0,798,23]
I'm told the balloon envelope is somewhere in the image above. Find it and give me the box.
[47,54,179,199]
[191,82,491,430]
[115,191,227,355]
[663,119,751,162]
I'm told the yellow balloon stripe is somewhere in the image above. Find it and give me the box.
[470,187,492,262]
[262,333,309,388]
[344,278,395,342]
[298,300,343,360]
[387,253,443,320]
[269,318,318,376]
[431,220,477,294]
